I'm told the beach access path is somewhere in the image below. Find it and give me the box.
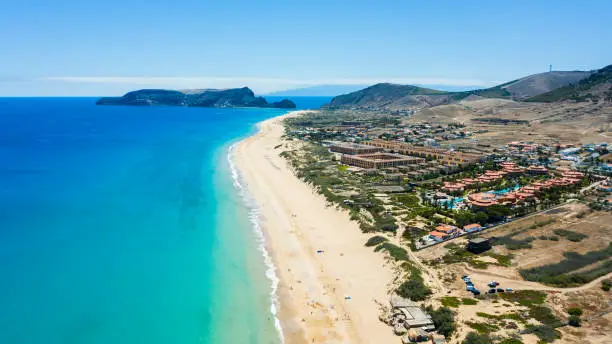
[234,111,398,344]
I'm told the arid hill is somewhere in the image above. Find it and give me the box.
[322,68,601,111]
[527,64,612,103]
[323,83,458,111]
[501,71,592,100]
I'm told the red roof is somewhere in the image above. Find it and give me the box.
[463,223,482,230]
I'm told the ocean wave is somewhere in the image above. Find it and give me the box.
[227,143,284,344]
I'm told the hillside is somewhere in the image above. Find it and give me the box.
[323,83,458,110]
[323,69,596,110]
[526,65,612,103]
[500,71,592,100]
[96,87,296,108]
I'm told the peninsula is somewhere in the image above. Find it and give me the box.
[96,87,296,109]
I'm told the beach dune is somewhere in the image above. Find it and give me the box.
[234,111,397,343]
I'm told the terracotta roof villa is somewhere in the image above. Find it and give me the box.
[435,224,459,235]
[527,165,548,175]
[468,192,498,208]
[514,191,536,200]
[477,170,506,183]
[441,182,465,192]
[460,178,478,186]
[522,185,539,193]
[500,161,525,174]
[498,193,517,203]
[532,181,548,188]
[562,170,584,179]
[463,223,483,233]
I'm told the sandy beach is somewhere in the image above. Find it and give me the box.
[234,111,397,344]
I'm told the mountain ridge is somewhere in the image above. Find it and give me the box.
[323,67,605,110]
[526,65,612,102]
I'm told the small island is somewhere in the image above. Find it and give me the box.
[96,87,296,109]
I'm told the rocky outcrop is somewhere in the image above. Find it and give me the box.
[96,87,296,109]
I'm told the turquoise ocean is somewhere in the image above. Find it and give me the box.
[0,97,329,344]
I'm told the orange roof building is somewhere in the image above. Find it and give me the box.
[429,231,450,241]
[460,178,478,186]
[463,223,483,233]
[441,182,465,193]
[527,165,548,175]
[435,224,459,234]
[468,192,498,208]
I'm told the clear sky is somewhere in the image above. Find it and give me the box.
[1,0,610,96]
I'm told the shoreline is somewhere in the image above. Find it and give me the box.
[227,142,284,343]
[233,111,397,343]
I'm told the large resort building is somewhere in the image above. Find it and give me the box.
[330,142,381,155]
[341,153,424,169]
[365,139,484,167]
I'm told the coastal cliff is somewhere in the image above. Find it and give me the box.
[96,87,296,109]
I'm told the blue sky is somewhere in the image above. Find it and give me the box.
[1,0,610,96]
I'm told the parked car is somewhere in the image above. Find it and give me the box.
[488,289,496,294]
[506,288,513,292]
[496,288,505,293]
[473,290,480,296]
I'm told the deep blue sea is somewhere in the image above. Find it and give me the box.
[0,96,330,344]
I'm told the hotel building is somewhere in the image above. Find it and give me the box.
[330,142,381,155]
[341,153,424,169]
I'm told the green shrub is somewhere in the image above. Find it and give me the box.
[529,306,562,326]
[396,279,431,301]
[463,332,492,344]
[602,279,612,291]
[499,290,547,306]
[391,193,420,207]
[359,222,375,233]
[462,298,478,305]
[498,338,523,344]
[553,229,588,242]
[428,306,456,337]
[524,325,560,343]
[365,235,387,247]
[493,234,535,250]
[475,312,524,323]
[375,242,409,261]
[567,307,583,316]
[487,253,513,267]
[465,321,499,334]
[441,297,461,308]
[568,315,581,327]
